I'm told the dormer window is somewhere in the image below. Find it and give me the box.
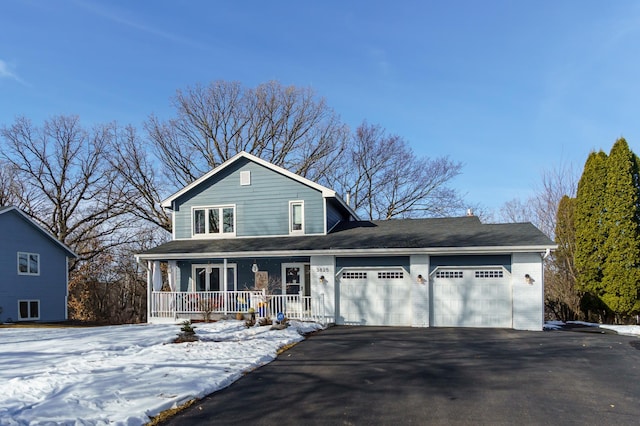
[193,206,235,237]
[289,201,304,234]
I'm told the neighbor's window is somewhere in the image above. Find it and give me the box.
[193,206,235,236]
[19,300,40,320]
[289,201,304,234]
[18,252,40,275]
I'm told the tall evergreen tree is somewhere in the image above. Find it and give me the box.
[547,195,581,320]
[574,151,608,297]
[601,138,640,319]
[544,195,581,321]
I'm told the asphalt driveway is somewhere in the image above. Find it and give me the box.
[160,326,640,426]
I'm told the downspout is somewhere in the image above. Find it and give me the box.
[541,249,551,329]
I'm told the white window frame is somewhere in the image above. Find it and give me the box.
[289,200,305,235]
[240,170,251,186]
[18,252,40,276]
[191,264,238,292]
[192,205,236,238]
[281,262,308,296]
[18,299,40,320]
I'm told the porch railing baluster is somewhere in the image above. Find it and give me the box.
[149,291,326,325]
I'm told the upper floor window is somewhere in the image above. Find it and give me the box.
[193,206,235,237]
[18,252,40,275]
[289,201,304,234]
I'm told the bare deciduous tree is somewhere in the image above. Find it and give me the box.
[497,162,580,320]
[107,125,171,232]
[0,116,139,263]
[324,122,464,220]
[145,80,349,188]
[0,160,22,206]
[498,162,578,238]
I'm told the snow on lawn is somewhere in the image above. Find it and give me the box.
[544,320,640,336]
[0,320,324,426]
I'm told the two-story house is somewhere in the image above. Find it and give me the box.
[137,152,555,330]
[0,206,77,323]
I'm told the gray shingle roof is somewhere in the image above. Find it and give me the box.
[140,216,555,257]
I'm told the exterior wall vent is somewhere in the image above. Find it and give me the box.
[240,170,251,186]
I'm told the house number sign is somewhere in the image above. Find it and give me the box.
[315,267,330,273]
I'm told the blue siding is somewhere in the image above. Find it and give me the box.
[173,158,325,239]
[429,255,512,273]
[177,257,310,292]
[0,210,69,322]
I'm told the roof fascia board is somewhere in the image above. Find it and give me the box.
[161,151,338,208]
[136,245,557,260]
[0,207,78,258]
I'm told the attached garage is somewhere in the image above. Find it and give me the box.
[431,267,512,328]
[337,268,411,326]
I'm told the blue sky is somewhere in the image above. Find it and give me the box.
[2,0,640,213]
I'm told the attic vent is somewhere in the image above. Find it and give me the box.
[240,170,251,186]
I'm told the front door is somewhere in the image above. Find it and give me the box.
[192,264,236,291]
[281,263,310,296]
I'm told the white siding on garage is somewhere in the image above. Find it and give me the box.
[410,255,429,327]
[431,267,512,328]
[338,268,411,326]
[310,255,336,324]
[512,252,544,331]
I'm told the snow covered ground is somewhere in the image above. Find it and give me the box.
[544,320,640,336]
[1,320,638,426]
[0,320,323,426]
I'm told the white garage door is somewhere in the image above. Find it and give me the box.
[432,268,511,328]
[338,269,411,326]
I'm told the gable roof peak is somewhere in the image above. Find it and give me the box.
[160,151,353,215]
[0,206,78,258]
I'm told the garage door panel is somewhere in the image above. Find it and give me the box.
[339,269,410,326]
[433,269,511,328]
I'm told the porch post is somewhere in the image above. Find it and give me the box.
[223,257,228,314]
[146,261,153,323]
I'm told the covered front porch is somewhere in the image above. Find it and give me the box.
[143,257,327,324]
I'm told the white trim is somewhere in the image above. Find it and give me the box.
[240,170,251,186]
[172,201,177,240]
[191,204,236,238]
[162,152,338,207]
[429,265,511,278]
[17,252,40,276]
[0,207,77,258]
[17,299,40,320]
[322,199,328,235]
[191,263,237,292]
[281,262,307,296]
[289,200,305,235]
[136,246,555,261]
[170,231,328,241]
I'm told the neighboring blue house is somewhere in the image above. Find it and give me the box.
[0,206,77,323]
[137,152,556,330]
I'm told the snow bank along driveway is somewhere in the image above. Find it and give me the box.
[0,320,323,425]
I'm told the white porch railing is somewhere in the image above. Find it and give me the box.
[150,290,326,324]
